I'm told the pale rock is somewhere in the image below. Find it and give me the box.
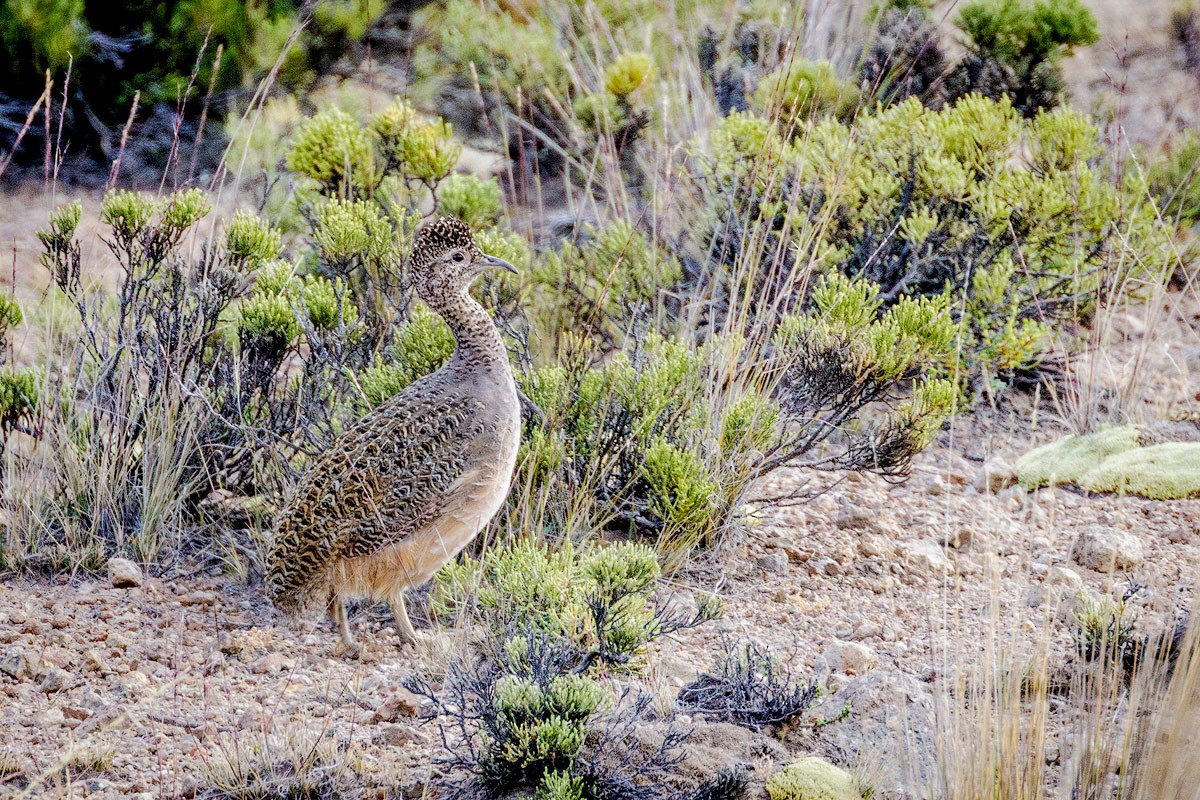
[940,526,975,549]
[1071,525,1144,573]
[107,557,144,588]
[822,638,876,675]
[249,653,294,675]
[177,590,216,607]
[902,540,955,576]
[0,648,39,681]
[974,458,1018,493]
[858,536,893,558]
[38,664,72,693]
[755,549,788,575]
[1047,566,1083,588]
[374,723,431,747]
[835,506,877,531]
[32,707,65,726]
[372,686,424,723]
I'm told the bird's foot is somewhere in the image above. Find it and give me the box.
[396,628,439,653]
[333,639,364,660]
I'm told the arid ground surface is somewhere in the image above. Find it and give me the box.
[1,0,1199,797]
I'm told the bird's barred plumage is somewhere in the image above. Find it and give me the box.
[265,217,521,647]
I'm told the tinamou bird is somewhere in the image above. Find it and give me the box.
[266,217,521,654]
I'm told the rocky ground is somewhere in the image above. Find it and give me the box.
[1,377,1197,799]
[2,0,1199,796]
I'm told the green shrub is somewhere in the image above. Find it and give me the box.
[1150,133,1200,226]
[753,59,860,124]
[356,303,455,408]
[696,95,1168,385]
[436,173,504,230]
[530,222,683,352]
[225,210,283,270]
[765,757,862,800]
[432,539,697,666]
[605,52,654,98]
[0,368,38,430]
[949,0,1100,115]
[286,107,377,195]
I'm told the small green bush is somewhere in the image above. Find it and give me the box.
[696,94,1168,384]
[436,173,504,230]
[765,757,862,800]
[0,367,38,430]
[1150,133,1200,226]
[605,52,654,98]
[286,107,377,195]
[949,0,1100,115]
[530,222,682,352]
[225,210,283,270]
[753,59,860,124]
[432,539,699,666]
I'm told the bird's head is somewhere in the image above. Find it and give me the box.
[408,217,516,305]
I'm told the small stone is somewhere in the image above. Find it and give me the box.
[177,590,216,607]
[808,557,842,577]
[62,705,92,721]
[1071,525,1144,573]
[822,639,876,675]
[249,653,294,675]
[755,549,789,575]
[974,458,1019,493]
[0,648,38,680]
[372,686,424,723]
[38,664,72,693]
[83,649,112,674]
[940,526,975,549]
[834,507,876,531]
[857,537,893,559]
[1046,566,1083,588]
[902,540,955,575]
[374,723,431,747]
[107,557,144,588]
[850,621,883,641]
[32,707,65,726]
[218,633,244,655]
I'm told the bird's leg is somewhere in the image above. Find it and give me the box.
[328,594,361,658]
[389,592,419,645]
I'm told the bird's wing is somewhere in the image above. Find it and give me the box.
[267,386,489,605]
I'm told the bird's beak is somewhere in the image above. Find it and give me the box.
[481,254,518,275]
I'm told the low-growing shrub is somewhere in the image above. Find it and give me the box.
[693,94,1169,387]
[677,640,843,731]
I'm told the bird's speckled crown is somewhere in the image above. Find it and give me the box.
[410,217,479,268]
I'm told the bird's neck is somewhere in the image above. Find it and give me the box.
[435,289,509,371]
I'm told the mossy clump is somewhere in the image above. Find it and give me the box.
[285,106,377,194]
[1015,426,1200,499]
[225,210,283,271]
[1075,442,1200,500]
[753,59,860,124]
[765,757,862,800]
[436,173,504,230]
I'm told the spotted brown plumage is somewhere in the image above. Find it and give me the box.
[266,217,521,653]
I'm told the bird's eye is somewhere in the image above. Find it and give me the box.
[452,252,465,263]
